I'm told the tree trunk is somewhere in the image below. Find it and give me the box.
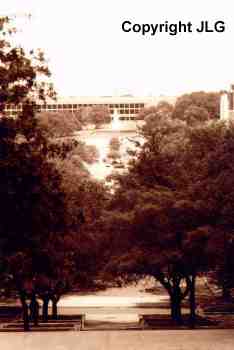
[154,273,184,325]
[222,278,231,300]
[42,296,49,322]
[20,295,30,331]
[222,233,233,301]
[189,274,196,328]
[52,297,59,320]
[170,294,182,325]
[30,294,39,326]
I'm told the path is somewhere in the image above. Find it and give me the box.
[1,282,234,348]
[56,283,184,330]
[1,329,234,350]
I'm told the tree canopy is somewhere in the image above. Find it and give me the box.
[104,109,234,325]
[0,16,109,330]
[172,91,220,121]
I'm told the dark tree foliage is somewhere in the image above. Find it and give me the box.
[86,105,111,128]
[109,137,121,152]
[0,16,67,329]
[104,109,234,326]
[38,111,83,138]
[0,16,91,330]
[137,101,174,122]
[172,91,220,121]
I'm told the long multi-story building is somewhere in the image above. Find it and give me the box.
[4,95,176,120]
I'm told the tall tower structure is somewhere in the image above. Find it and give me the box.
[229,84,234,110]
[220,85,234,121]
[220,92,229,121]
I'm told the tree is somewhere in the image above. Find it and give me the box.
[105,186,211,325]
[183,121,234,299]
[183,105,210,126]
[0,16,77,330]
[104,115,234,326]
[86,105,111,128]
[33,233,77,320]
[0,15,113,331]
[172,91,220,121]
[107,149,121,163]
[38,110,83,138]
[137,101,174,121]
[109,137,121,152]
[107,137,121,163]
[78,144,100,164]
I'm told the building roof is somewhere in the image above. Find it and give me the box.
[40,95,177,105]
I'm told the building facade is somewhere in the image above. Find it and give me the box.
[4,95,176,120]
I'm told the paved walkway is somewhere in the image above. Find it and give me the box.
[1,329,234,350]
[56,284,189,327]
[57,284,169,308]
[1,281,234,348]
[56,284,172,328]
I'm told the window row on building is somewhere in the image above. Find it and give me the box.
[4,102,145,111]
[112,116,137,121]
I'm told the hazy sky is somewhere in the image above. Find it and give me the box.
[1,0,234,97]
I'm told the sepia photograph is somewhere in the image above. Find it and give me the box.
[0,0,234,349]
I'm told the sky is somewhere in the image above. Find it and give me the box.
[1,0,234,97]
